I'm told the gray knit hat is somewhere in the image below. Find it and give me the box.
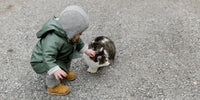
[58,5,89,39]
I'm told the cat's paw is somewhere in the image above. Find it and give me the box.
[87,67,98,73]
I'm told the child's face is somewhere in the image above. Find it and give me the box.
[72,33,82,42]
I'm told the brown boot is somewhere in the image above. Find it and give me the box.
[66,71,76,81]
[47,83,70,95]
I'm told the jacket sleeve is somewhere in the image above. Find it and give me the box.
[41,34,63,73]
[76,38,88,53]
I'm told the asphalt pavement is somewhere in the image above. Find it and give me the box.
[1,0,200,100]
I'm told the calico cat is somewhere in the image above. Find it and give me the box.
[83,36,116,73]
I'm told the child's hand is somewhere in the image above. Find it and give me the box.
[54,69,67,81]
[85,49,95,57]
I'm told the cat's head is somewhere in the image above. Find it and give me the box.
[89,41,110,65]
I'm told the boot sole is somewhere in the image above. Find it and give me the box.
[47,89,71,95]
[67,78,76,81]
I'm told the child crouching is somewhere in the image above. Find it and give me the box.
[30,5,95,95]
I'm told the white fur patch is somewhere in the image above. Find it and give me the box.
[104,50,109,58]
[83,54,100,68]
[83,54,110,73]
[97,56,102,60]
[87,67,98,73]
[101,38,109,43]
[100,47,103,52]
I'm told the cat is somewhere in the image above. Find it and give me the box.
[83,36,116,73]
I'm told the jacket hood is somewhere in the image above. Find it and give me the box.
[58,5,89,39]
[36,17,66,38]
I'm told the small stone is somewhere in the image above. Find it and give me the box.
[7,49,14,52]
[193,81,198,85]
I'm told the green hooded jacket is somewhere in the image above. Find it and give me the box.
[30,17,86,74]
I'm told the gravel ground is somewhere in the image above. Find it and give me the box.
[1,0,200,100]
